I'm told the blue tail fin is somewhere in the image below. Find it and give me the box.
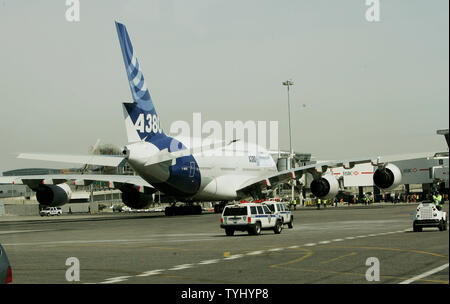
[115,21,166,143]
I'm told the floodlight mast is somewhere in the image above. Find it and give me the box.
[282,80,295,203]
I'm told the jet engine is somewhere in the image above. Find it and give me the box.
[373,163,402,191]
[36,183,72,207]
[121,186,153,209]
[310,175,339,199]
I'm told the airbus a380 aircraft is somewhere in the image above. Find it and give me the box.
[0,22,405,215]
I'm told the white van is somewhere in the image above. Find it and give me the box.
[39,207,62,216]
[220,203,283,236]
[413,201,447,232]
[264,201,294,229]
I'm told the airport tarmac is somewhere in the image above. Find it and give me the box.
[0,204,448,284]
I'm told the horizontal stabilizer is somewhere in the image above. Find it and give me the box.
[18,153,126,167]
[0,174,154,191]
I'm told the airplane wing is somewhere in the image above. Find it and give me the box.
[0,174,155,193]
[17,153,126,167]
[236,157,376,197]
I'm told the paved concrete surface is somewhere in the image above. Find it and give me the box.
[0,204,448,284]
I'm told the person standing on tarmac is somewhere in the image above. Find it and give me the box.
[317,198,321,210]
[293,199,297,211]
[433,191,443,211]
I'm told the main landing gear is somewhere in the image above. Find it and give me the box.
[164,203,202,216]
[213,201,227,214]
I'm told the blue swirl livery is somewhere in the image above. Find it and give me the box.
[115,21,201,198]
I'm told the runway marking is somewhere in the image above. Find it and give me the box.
[198,259,220,265]
[100,276,132,284]
[224,254,245,260]
[127,245,190,251]
[268,248,284,252]
[320,252,358,265]
[271,248,313,269]
[0,230,48,235]
[399,263,450,284]
[93,228,412,284]
[168,264,195,271]
[136,270,164,277]
[247,250,265,255]
[2,237,217,247]
[275,266,449,284]
[303,243,316,247]
[328,246,449,259]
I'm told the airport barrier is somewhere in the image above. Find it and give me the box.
[0,200,5,215]
[4,204,39,216]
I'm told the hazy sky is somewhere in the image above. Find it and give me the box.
[0,0,448,172]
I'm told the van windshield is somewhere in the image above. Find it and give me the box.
[223,207,247,216]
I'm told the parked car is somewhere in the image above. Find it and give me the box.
[39,207,62,216]
[264,201,294,228]
[0,244,12,284]
[220,202,283,236]
[413,201,447,232]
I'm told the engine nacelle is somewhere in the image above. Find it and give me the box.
[373,163,402,191]
[310,175,339,199]
[36,183,72,207]
[121,186,153,209]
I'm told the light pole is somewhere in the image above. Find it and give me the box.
[282,80,295,203]
[282,80,294,159]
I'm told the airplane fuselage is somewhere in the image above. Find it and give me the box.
[125,137,278,201]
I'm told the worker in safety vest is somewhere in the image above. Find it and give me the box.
[293,199,297,210]
[433,192,443,211]
[317,198,321,210]
[323,199,327,208]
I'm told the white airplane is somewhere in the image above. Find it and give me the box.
[0,22,403,215]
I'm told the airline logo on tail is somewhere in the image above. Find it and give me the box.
[116,21,152,111]
[116,21,166,143]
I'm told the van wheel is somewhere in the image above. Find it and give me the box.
[249,222,261,235]
[274,220,282,234]
[287,217,294,229]
[438,220,445,231]
[225,229,235,236]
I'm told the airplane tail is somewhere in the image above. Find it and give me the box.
[115,21,166,144]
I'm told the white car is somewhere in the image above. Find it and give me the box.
[220,203,283,236]
[39,207,62,217]
[264,201,293,228]
[413,201,447,232]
